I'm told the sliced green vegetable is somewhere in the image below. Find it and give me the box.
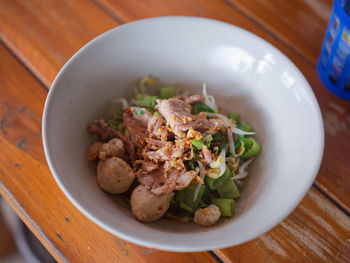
[176,183,207,213]
[153,111,161,117]
[107,111,123,130]
[211,198,235,217]
[136,94,158,109]
[199,201,209,208]
[185,159,196,170]
[205,167,231,190]
[228,111,240,122]
[175,189,186,203]
[192,139,204,150]
[159,86,176,99]
[242,137,261,158]
[134,108,144,115]
[217,180,240,199]
[204,134,213,147]
[180,202,194,213]
[235,134,245,151]
[191,103,216,114]
[184,183,206,209]
[237,122,252,132]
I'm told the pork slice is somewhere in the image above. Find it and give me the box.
[136,163,180,195]
[156,99,223,136]
[174,170,197,190]
[123,108,153,148]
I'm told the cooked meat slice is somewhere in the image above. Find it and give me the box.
[88,141,103,162]
[201,145,212,164]
[174,170,197,190]
[123,108,153,148]
[97,157,135,194]
[194,205,221,227]
[136,163,180,195]
[147,116,169,139]
[131,185,174,223]
[156,99,223,136]
[99,138,125,160]
[145,138,167,147]
[179,94,204,105]
[87,119,120,142]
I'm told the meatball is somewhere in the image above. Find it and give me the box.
[130,185,174,223]
[88,141,103,162]
[99,138,125,160]
[194,205,221,227]
[97,157,135,194]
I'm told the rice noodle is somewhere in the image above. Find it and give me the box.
[207,113,255,135]
[227,127,236,156]
[219,148,227,177]
[202,83,218,112]
[232,158,254,180]
[193,162,205,202]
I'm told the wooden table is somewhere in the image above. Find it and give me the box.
[0,0,349,262]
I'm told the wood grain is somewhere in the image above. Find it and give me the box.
[215,187,350,263]
[226,0,333,63]
[0,0,119,87]
[0,43,217,263]
[95,0,350,212]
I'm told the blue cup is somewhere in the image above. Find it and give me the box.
[317,0,350,100]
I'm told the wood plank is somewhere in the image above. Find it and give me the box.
[215,187,350,263]
[95,0,350,212]
[0,43,217,263]
[226,0,333,63]
[0,0,119,87]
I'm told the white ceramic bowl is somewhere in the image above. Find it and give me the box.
[42,17,324,251]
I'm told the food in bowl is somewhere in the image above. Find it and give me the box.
[86,77,261,226]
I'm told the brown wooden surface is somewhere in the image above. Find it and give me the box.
[227,0,333,63]
[216,188,350,263]
[0,0,349,262]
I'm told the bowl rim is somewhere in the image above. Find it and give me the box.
[42,16,325,252]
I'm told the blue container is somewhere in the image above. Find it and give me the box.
[317,0,350,100]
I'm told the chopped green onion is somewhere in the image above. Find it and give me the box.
[228,111,240,122]
[199,201,209,208]
[191,103,216,114]
[242,137,261,158]
[186,159,196,170]
[175,189,186,202]
[204,134,213,147]
[153,111,161,117]
[180,202,194,213]
[217,180,240,199]
[107,111,123,130]
[136,94,158,109]
[134,108,144,115]
[159,86,176,99]
[184,183,206,210]
[235,134,245,151]
[205,166,231,190]
[192,139,204,150]
[237,122,252,132]
[211,198,235,217]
